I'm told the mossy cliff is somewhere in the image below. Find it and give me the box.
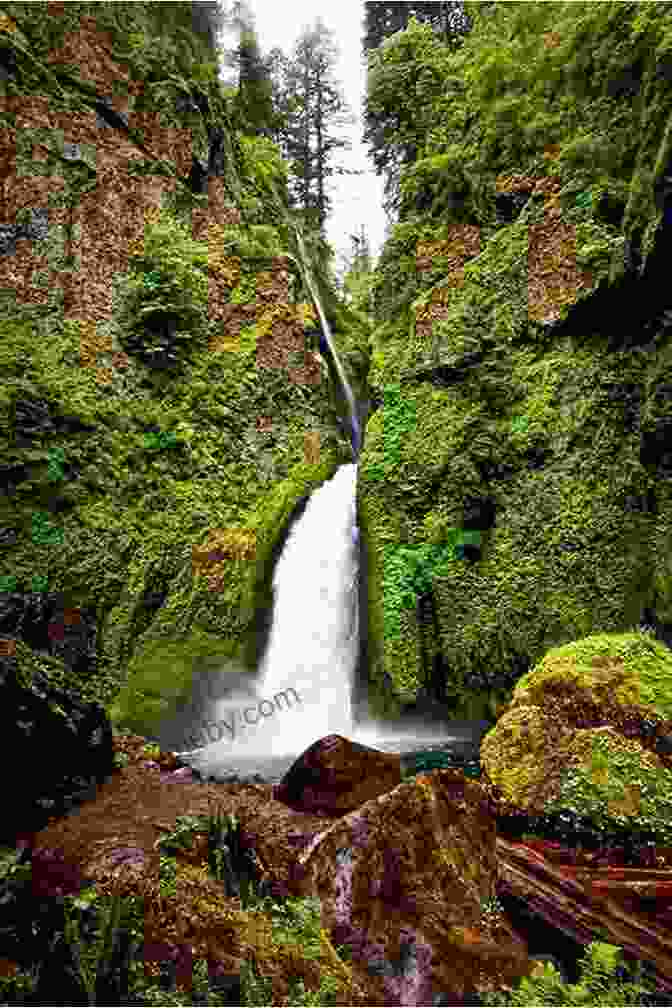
[358,2,672,722]
[0,2,369,739]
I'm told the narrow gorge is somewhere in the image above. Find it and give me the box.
[2,2,672,1006]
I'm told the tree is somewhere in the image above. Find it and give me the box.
[341,225,376,314]
[236,25,276,136]
[363,2,472,57]
[267,19,363,232]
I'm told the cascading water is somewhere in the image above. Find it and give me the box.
[256,463,359,745]
[171,218,480,779]
[291,224,361,458]
[173,462,360,763]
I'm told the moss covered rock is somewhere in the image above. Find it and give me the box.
[0,3,358,742]
[479,631,672,842]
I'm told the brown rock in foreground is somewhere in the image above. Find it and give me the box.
[272,733,402,815]
[291,768,534,1005]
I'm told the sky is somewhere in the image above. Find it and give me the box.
[217,0,390,278]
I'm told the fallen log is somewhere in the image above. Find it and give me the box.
[495,835,672,994]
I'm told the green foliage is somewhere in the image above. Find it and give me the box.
[237,135,290,225]
[61,888,143,1005]
[128,956,229,1006]
[382,529,483,641]
[399,148,473,219]
[480,940,660,1006]
[31,510,63,546]
[143,431,179,453]
[229,273,257,305]
[366,0,672,264]
[240,960,275,1006]
[113,208,209,370]
[202,810,262,907]
[366,383,417,481]
[212,223,284,260]
[239,895,350,1005]
[153,810,265,908]
[157,853,179,899]
[364,17,457,208]
[47,447,66,482]
[272,896,323,959]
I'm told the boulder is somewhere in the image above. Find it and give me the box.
[272,734,402,815]
[291,768,534,1005]
[0,638,114,846]
[479,630,672,996]
[29,735,374,1005]
[480,631,672,842]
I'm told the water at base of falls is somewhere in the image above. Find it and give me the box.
[171,462,480,780]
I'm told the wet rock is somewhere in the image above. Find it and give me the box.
[480,630,672,841]
[0,591,97,680]
[0,639,114,845]
[292,769,534,1005]
[479,630,672,994]
[272,734,402,815]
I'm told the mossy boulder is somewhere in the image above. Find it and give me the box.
[479,631,672,842]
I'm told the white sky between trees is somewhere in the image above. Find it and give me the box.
[217,0,389,281]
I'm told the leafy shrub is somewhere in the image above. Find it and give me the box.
[113,208,209,370]
[210,223,283,260]
[154,810,268,908]
[480,940,663,1006]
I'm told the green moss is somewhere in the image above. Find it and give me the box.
[229,273,257,305]
[550,725,672,844]
[514,630,672,722]
[481,631,672,841]
[106,629,242,736]
[361,1,672,723]
[10,637,121,710]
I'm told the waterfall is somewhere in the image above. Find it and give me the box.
[167,218,469,773]
[170,459,457,768]
[292,226,361,459]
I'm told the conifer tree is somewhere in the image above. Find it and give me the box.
[266,19,362,232]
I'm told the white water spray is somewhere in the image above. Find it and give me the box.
[252,461,360,753]
[171,461,457,766]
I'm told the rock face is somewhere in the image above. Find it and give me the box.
[356,2,672,726]
[272,734,402,815]
[479,630,672,842]
[0,4,368,747]
[290,768,533,1006]
[0,639,114,846]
